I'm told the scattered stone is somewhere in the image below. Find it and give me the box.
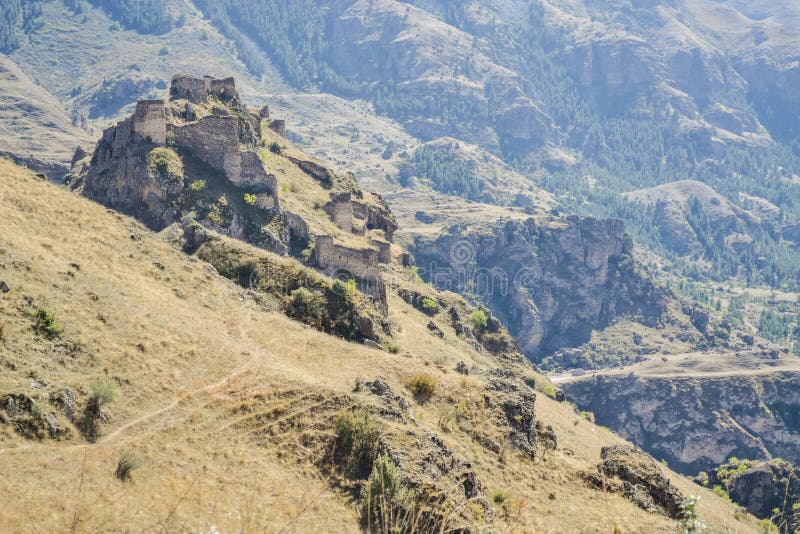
[0,280,9,293]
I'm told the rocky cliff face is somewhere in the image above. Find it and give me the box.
[706,459,800,531]
[411,215,668,360]
[563,371,800,474]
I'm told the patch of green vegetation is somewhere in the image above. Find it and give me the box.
[468,309,488,330]
[189,179,207,192]
[399,143,482,200]
[33,308,63,339]
[87,0,171,34]
[407,373,437,404]
[243,192,257,205]
[147,147,183,182]
[332,409,381,480]
[421,297,439,315]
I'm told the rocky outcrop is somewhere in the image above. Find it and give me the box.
[68,75,283,251]
[587,445,685,518]
[706,459,800,531]
[411,216,668,359]
[564,371,800,474]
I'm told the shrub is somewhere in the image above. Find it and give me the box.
[285,288,326,328]
[332,409,381,479]
[147,147,183,180]
[407,373,437,404]
[579,411,595,423]
[385,344,400,354]
[360,454,412,532]
[34,308,63,339]
[438,401,466,432]
[269,141,282,154]
[468,309,488,330]
[189,179,207,192]
[243,193,257,205]
[115,449,142,482]
[421,298,438,315]
[332,278,357,295]
[79,379,116,441]
[541,384,557,399]
[158,46,170,56]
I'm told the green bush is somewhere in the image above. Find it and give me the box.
[407,373,437,404]
[189,179,207,192]
[579,411,595,423]
[147,147,183,180]
[243,193,257,205]
[468,309,488,331]
[541,384,557,399]
[421,298,438,315]
[285,288,326,328]
[332,409,381,479]
[115,449,142,482]
[269,141,282,154]
[34,308,63,339]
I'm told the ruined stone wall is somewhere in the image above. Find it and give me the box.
[171,75,238,105]
[240,151,278,200]
[326,192,353,231]
[376,241,391,264]
[132,100,166,144]
[314,235,379,278]
[315,236,387,313]
[171,116,240,179]
[352,200,368,220]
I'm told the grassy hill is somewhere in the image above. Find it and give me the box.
[0,158,761,531]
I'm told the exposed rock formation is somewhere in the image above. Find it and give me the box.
[564,371,800,474]
[587,445,685,518]
[411,216,668,359]
[68,75,282,249]
[706,459,800,531]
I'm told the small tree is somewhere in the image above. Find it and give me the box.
[678,496,705,533]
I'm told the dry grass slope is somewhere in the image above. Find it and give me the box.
[0,159,760,532]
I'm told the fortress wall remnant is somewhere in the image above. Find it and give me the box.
[171,75,238,105]
[326,192,354,231]
[314,235,378,278]
[171,115,240,179]
[376,241,391,264]
[132,100,166,145]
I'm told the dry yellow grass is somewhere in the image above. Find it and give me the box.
[0,160,760,532]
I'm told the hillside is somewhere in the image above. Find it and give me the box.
[1,0,800,530]
[0,159,761,531]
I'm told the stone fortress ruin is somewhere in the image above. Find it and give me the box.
[71,74,406,315]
